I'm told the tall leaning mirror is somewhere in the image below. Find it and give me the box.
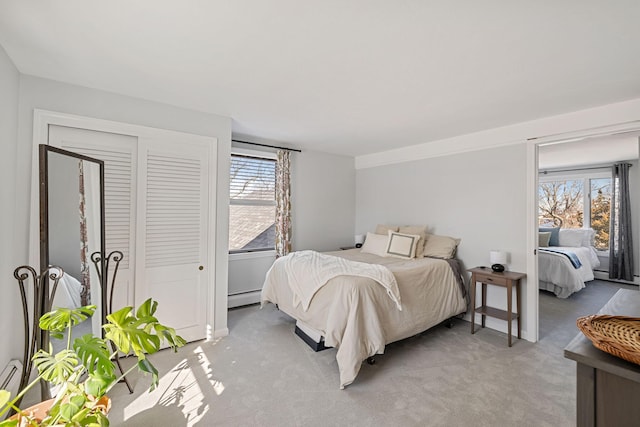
[39,144,106,354]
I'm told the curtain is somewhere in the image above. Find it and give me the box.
[78,160,91,305]
[609,163,634,281]
[275,150,291,257]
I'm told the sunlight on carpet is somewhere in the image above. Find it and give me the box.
[123,345,224,425]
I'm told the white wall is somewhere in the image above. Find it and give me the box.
[0,44,20,370]
[228,149,356,305]
[356,144,529,335]
[15,75,232,337]
[291,150,356,251]
[356,97,640,341]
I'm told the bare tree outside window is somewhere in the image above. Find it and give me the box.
[538,177,612,251]
[538,180,583,228]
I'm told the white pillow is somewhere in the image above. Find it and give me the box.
[360,232,389,257]
[398,225,427,257]
[386,231,421,259]
[581,228,596,247]
[559,229,589,247]
[423,234,461,259]
[375,224,398,235]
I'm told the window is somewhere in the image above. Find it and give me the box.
[229,152,276,253]
[539,172,612,251]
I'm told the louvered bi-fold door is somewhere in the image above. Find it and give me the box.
[49,125,212,343]
[135,139,209,343]
[48,125,137,311]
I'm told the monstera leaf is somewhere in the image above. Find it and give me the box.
[103,298,185,358]
[137,358,160,391]
[73,334,114,378]
[39,306,96,333]
[153,324,187,351]
[84,371,116,398]
[0,298,185,426]
[33,348,80,385]
[103,302,161,357]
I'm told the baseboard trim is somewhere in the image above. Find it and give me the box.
[593,270,640,285]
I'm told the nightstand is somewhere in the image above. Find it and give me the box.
[468,267,526,347]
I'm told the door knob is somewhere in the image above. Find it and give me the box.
[199,265,204,271]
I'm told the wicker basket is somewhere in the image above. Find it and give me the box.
[576,315,640,365]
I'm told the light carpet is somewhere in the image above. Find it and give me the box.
[105,280,634,426]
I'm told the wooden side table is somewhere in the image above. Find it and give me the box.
[468,267,526,347]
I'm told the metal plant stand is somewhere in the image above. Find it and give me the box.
[13,265,64,404]
[90,250,134,394]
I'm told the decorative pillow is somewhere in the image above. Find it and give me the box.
[398,225,428,257]
[360,232,389,257]
[581,228,596,247]
[423,234,461,259]
[375,224,398,235]
[386,231,421,259]
[539,227,560,246]
[538,232,551,247]
[559,228,589,247]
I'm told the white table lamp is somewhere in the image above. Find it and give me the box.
[490,250,508,272]
[355,234,365,248]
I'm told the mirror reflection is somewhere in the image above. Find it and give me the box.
[41,146,105,352]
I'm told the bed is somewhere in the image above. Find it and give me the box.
[538,228,601,298]
[261,241,467,389]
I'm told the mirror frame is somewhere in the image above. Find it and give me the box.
[39,144,107,338]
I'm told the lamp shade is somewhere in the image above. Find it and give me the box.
[355,234,365,245]
[490,250,508,265]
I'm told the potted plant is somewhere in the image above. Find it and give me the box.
[0,298,186,426]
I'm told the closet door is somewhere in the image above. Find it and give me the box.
[135,138,211,343]
[48,125,138,311]
[49,125,213,343]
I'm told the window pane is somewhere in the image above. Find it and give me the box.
[229,154,276,252]
[590,178,611,251]
[228,205,275,251]
[538,180,584,228]
[230,155,275,202]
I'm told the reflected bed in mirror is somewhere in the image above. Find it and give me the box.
[39,145,106,353]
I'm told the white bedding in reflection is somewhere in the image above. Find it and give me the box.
[53,274,83,309]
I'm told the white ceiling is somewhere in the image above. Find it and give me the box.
[1,1,640,157]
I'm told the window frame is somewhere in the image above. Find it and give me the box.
[538,168,612,255]
[228,147,277,256]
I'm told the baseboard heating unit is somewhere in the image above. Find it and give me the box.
[0,360,22,420]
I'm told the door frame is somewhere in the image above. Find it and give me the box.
[526,120,640,342]
[30,109,219,338]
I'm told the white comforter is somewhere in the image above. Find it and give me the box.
[538,246,600,298]
[261,249,467,389]
[278,250,402,312]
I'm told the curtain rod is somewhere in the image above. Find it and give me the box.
[540,163,633,174]
[232,139,301,153]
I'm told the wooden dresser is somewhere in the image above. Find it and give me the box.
[564,289,640,427]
